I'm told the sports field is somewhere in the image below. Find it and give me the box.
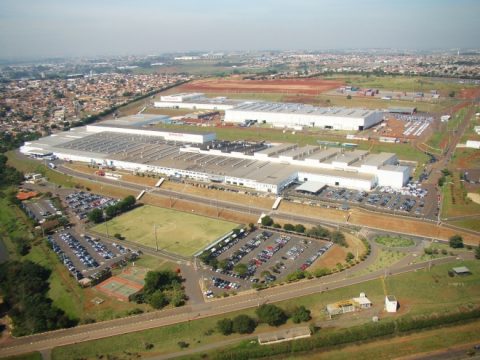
[95,267,146,301]
[93,205,237,256]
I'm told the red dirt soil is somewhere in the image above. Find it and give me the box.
[182,79,344,95]
[459,88,480,100]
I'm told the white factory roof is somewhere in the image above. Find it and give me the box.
[295,181,327,193]
[231,102,380,118]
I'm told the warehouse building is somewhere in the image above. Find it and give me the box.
[154,92,244,111]
[20,116,410,194]
[224,102,384,131]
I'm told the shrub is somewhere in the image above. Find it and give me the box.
[217,318,233,335]
[449,235,464,249]
[292,306,311,323]
[232,315,256,334]
[255,304,288,327]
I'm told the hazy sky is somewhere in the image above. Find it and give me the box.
[0,0,479,59]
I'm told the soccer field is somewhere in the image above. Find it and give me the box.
[92,205,237,256]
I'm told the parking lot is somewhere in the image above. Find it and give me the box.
[202,229,332,296]
[285,183,432,218]
[47,230,132,280]
[64,191,118,220]
[22,199,62,223]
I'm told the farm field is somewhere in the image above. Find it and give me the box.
[92,205,237,256]
[50,260,480,360]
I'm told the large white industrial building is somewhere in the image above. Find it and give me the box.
[154,93,384,131]
[224,102,383,131]
[20,115,410,194]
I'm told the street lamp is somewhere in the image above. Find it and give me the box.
[103,210,109,238]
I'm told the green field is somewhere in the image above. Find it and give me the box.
[92,205,237,256]
[374,236,415,248]
[50,260,480,360]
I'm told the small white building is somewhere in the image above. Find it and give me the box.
[353,292,372,309]
[466,140,480,149]
[385,295,398,313]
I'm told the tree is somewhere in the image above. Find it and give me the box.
[307,225,330,238]
[255,304,288,327]
[347,95,352,99]
[330,231,347,247]
[87,208,103,224]
[217,318,233,335]
[283,223,295,231]
[232,315,256,334]
[346,252,355,262]
[105,204,118,218]
[261,215,274,227]
[218,259,230,271]
[475,244,480,260]
[291,306,311,324]
[149,290,168,309]
[233,263,248,276]
[248,223,255,231]
[449,234,464,249]
[294,224,306,233]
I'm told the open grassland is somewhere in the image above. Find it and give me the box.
[279,320,480,360]
[92,205,237,256]
[322,74,477,94]
[50,260,480,360]
[441,172,480,219]
[2,353,43,360]
[6,151,77,188]
[427,107,471,152]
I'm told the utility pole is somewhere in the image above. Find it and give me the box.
[154,224,159,251]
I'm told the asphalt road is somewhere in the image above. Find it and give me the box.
[57,162,477,244]
[0,255,462,357]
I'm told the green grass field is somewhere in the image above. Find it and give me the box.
[50,260,480,360]
[92,205,237,256]
[374,236,415,247]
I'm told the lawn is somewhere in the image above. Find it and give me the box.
[2,353,42,360]
[441,172,480,219]
[374,236,415,248]
[92,205,237,257]
[353,249,408,278]
[283,320,480,360]
[50,260,480,360]
[6,151,77,188]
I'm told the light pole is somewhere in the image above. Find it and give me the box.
[103,211,109,238]
[154,223,159,251]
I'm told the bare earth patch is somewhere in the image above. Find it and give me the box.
[467,192,480,204]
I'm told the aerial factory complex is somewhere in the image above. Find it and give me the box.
[21,109,410,194]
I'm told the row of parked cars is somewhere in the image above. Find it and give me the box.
[211,276,241,290]
[84,234,117,260]
[299,242,333,271]
[47,235,84,281]
[58,232,99,268]
[65,191,118,220]
[220,231,272,269]
[209,229,249,258]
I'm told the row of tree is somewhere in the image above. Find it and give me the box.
[216,304,311,336]
[261,216,347,247]
[130,270,187,309]
[214,308,480,360]
[0,260,77,336]
[87,195,137,224]
[0,154,24,188]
